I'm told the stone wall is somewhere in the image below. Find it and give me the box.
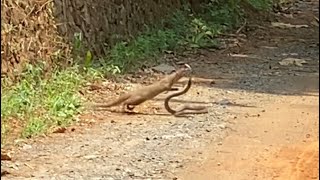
[1,0,206,80]
[53,0,207,56]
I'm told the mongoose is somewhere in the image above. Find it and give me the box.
[164,76,208,116]
[93,64,192,112]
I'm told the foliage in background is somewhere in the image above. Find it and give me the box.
[1,0,273,144]
[247,0,273,10]
[100,0,272,72]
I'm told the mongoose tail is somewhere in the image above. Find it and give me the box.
[92,93,130,108]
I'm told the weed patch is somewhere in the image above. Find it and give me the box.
[1,63,103,144]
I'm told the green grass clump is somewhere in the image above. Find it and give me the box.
[1,63,103,143]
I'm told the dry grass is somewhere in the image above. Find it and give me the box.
[1,0,70,81]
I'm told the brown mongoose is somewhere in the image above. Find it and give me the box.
[93,64,192,112]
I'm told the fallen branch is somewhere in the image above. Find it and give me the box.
[236,19,247,34]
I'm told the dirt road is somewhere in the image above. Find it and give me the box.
[2,0,319,179]
[179,96,319,180]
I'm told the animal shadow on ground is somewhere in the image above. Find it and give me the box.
[152,98,257,108]
[93,98,256,118]
[93,108,192,117]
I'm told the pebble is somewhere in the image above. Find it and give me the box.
[22,144,32,150]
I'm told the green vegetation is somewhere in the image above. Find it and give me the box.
[1,0,273,144]
[1,64,103,143]
[102,0,272,72]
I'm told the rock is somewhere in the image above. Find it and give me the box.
[217,124,226,129]
[217,99,232,106]
[279,58,307,66]
[83,155,98,160]
[22,144,32,150]
[151,64,176,74]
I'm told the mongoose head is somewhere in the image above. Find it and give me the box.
[183,64,192,71]
[170,63,192,83]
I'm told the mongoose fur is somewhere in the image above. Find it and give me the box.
[93,64,192,112]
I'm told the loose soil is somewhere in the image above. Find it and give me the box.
[1,0,319,179]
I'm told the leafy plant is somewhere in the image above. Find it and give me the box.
[22,117,47,138]
[1,63,102,143]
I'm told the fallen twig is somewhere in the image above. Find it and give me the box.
[236,19,247,34]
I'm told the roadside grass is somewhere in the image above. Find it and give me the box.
[1,64,104,144]
[1,0,273,145]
